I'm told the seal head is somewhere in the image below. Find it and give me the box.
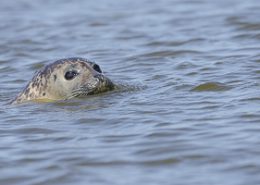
[11,58,114,104]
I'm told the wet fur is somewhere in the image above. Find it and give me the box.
[11,58,114,104]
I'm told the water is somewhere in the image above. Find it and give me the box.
[0,0,260,184]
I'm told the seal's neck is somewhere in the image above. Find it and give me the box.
[11,73,52,104]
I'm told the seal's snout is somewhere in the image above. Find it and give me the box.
[94,74,105,82]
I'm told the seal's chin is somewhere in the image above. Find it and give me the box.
[70,75,114,98]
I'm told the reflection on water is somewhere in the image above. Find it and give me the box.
[0,0,260,185]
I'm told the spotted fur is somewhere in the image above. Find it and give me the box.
[11,58,114,104]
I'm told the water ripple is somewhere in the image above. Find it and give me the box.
[0,0,260,185]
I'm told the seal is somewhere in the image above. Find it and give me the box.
[11,57,115,104]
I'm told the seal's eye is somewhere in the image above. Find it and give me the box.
[93,64,102,73]
[64,70,78,80]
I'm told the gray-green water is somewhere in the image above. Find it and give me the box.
[1,0,260,184]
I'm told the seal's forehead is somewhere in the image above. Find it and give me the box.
[52,57,94,68]
[41,57,94,75]
[54,57,93,66]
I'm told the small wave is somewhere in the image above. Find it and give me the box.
[191,82,231,92]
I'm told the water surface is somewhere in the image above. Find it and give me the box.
[0,0,260,185]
